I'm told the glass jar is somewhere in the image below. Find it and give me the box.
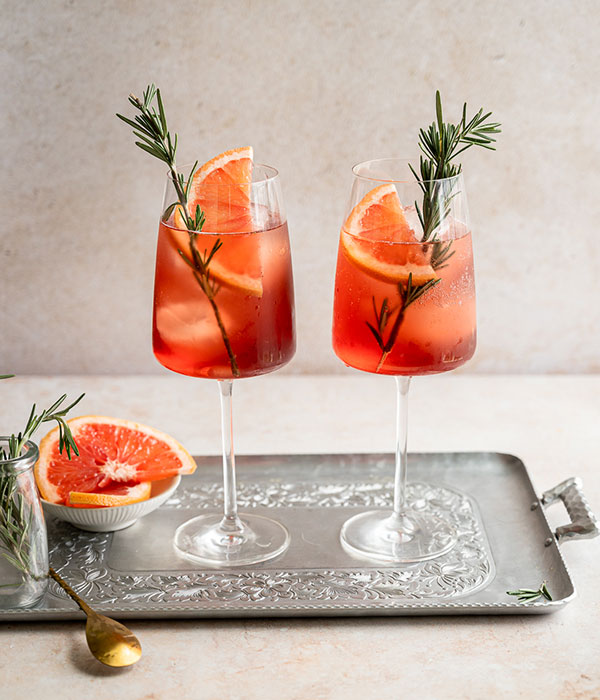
[0,439,48,608]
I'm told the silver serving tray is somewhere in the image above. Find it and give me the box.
[1,452,597,619]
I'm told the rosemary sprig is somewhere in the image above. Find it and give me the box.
[415,92,500,311]
[409,91,501,244]
[117,85,240,377]
[116,85,200,230]
[412,92,501,294]
[0,393,84,462]
[368,274,441,371]
[178,233,240,377]
[0,376,83,584]
[507,581,553,603]
[366,93,500,368]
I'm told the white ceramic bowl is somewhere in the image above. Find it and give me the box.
[41,476,181,532]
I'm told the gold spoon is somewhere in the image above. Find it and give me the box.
[49,567,142,667]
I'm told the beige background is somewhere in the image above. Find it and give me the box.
[1,0,599,375]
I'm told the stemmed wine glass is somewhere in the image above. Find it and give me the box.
[332,158,476,562]
[153,160,295,566]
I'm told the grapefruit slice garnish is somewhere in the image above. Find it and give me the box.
[35,416,196,505]
[341,184,437,285]
[188,146,254,233]
[170,146,263,298]
[68,482,152,508]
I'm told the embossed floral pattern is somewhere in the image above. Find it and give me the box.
[46,480,494,610]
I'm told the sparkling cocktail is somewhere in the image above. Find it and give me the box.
[333,222,476,376]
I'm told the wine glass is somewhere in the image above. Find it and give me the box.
[332,158,476,562]
[153,162,295,566]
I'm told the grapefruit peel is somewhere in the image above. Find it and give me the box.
[68,481,153,508]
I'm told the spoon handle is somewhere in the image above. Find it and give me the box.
[48,567,93,616]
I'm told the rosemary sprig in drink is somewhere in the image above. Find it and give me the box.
[368,275,441,371]
[410,91,501,244]
[367,92,501,370]
[0,377,83,584]
[176,223,240,377]
[117,85,240,377]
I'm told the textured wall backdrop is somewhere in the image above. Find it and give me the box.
[1,0,599,374]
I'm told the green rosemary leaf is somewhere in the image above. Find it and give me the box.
[24,403,36,431]
[371,297,381,324]
[156,88,167,136]
[435,90,444,131]
[134,141,165,161]
[115,113,142,131]
[461,135,494,146]
[431,240,455,270]
[541,581,553,601]
[204,238,222,266]
[177,249,195,270]
[366,323,386,351]
[44,395,65,415]
[184,161,199,198]
[477,123,502,133]
[133,130,161,150]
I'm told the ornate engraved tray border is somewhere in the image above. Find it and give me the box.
[1,453,575,619]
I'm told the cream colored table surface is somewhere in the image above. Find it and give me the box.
[1,374,599,700]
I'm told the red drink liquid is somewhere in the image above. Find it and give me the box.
[153,219,295,379]
[332,231,476,375]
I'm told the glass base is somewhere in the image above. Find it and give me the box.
[174,513,290,567]
[340,509,457,563]
[0,578,48,610]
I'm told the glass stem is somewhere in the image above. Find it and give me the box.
[218,379,243,534]
[391,376,414,534]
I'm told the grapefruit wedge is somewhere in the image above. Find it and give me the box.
[341,184,437,285]
[187,146,254,233]
[35,416,196,505]
[170,146,263,298]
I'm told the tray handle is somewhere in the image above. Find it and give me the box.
[541,477,599,543]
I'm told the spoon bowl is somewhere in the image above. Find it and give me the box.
[49,568,142,667]
[85,610,142,667]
